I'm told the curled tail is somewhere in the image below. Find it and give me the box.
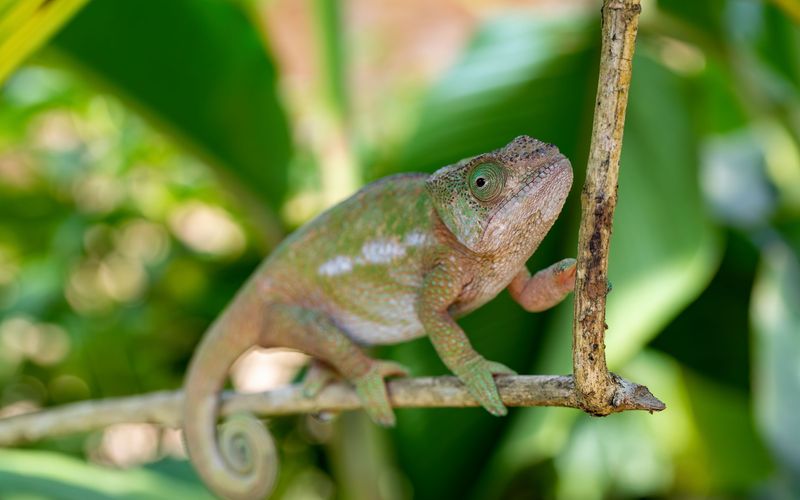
[183,300,277,500]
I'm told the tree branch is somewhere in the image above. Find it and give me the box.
[572,0,663,415]
[0,374,664,447]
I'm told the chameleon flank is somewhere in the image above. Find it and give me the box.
[183,136,575,499]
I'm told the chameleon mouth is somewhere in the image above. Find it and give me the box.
[483,156,571,233]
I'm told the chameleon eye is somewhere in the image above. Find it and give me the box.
[468,162,505,202]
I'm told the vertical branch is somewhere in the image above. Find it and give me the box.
[311,0,360,206]
[573,0,663,415]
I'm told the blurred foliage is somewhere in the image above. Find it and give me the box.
[51,0,292,216]
[1,0,799,499]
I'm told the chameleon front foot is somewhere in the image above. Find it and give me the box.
[551,258,577,293]
[508,258,576,312]
[453,356,516,416]
[353,360,409,427]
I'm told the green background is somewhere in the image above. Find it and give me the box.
[0,0,799,498]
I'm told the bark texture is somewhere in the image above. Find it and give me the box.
[572,0,663,415]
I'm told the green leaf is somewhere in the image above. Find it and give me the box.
[553,410,673,499]
[656,0,727,41]
[751,241,800,478]
[311,0,348,118]
[603,54,722,366]
[0,0,89,84]
[650,230,759,391]
[754,4,800,90]
[384,12,598,176]
[50,0,292,212]
[682,369,774,490]
[0,450,212,500]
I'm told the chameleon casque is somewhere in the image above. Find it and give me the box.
[183,136,576,499]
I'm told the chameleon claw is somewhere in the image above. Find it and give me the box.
[352,359,407,427]
[453,356,512,417]
[484,360,516,376]
[555,258,577,288]
[373,360,410,378]
[354,374,395,427]
[556,257,576,273]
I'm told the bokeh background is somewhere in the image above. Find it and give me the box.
[0,0,799,498]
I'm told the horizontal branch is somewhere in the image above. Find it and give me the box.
[0,374,664,446]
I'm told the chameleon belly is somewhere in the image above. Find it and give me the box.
[314,231,433,344]
[267,173,437,344]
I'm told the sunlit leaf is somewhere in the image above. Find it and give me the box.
[0,450,212,499]
[602,54,722,365]
[651,231,758,391]
[682,369,774,490]
[50,0,292,212]
[0,0,88,84]
[554,410,673,499]
[751,240,800,478]
[384,12,598,176]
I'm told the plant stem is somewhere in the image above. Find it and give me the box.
[572,0,664,415]
[0,374,665,447]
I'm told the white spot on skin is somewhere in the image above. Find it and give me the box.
[318,256,353,276]
[361,239,406,264]
[319,236,422,278]
[403,231,429,247]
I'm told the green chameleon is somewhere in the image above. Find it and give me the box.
[183,136,575,499]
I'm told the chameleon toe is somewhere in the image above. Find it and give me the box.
[301,361,337,398]
[485,360,516,375]
[354,370,397,427]
[375,360,411,378]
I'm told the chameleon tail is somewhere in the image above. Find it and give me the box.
[183,303,277,500]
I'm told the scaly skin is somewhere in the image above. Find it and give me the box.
[183,136,574,499]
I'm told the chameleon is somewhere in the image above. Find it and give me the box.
[183,135,575,499]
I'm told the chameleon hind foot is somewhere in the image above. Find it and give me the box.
[302,362,342,422]
[353,360,409,427]
[453,356,516,417]
[302,360,338,398]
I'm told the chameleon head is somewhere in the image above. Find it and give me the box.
[426,135,573,255]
